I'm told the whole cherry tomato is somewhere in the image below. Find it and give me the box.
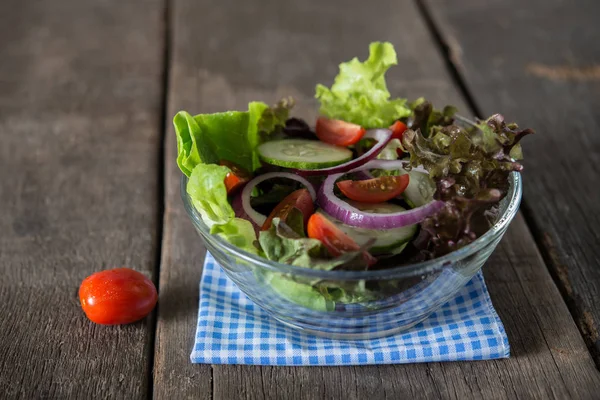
[79,268,158,325]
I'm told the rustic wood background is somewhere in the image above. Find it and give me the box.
[1,0,599,398]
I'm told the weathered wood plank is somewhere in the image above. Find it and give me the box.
[421,0,600,366]
[0,0,164,398]
[158,0,600,398]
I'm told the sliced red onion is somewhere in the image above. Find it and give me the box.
[294,129,393,176]
[240,172,317,226]
[231,191,260,233]
[317,160,444,229]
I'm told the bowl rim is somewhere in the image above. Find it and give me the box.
[180,117,523,281]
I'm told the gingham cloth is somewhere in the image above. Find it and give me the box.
[191,253,509,365]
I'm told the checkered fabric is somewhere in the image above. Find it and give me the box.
[191,253,509,365]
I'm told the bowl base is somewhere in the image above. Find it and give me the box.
[271,314,430,340]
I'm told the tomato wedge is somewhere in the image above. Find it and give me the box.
[307,213,376,266]
[220,160,251,195]
[315,117,366,146]
[390,121,408,157]
[389,120,408,141]
[337,175,410,203]
[261,188,315,231]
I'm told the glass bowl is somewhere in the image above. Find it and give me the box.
[181,162,521,339]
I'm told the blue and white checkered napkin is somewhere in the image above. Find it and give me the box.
[191,253,509,365]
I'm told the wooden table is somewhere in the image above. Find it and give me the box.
[2,0,600,398]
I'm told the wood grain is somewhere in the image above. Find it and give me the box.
[421,0,600,366]
[0,0,164,398]
[158,0,600,398]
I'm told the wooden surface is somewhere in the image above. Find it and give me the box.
[422,0,600,365]
[0,0,165,398]
[1,0,600,399]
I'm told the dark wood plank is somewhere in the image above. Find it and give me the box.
[421,0,600,366]
[158,0,600,398]
[0,0,165,398]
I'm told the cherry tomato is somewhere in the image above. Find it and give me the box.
[390,121,408,157]
[389,120,408,141]
[315,117,366,146]
[307,213,376,266]
[79,268,158,325]
[336,175,410,203]
[261,189,314,231]
[220,160,251,195]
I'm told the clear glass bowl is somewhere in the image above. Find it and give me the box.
[181,163,521,339]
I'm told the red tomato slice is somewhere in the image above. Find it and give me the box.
[307,213,376,266]
[79,268,158,325]
[261,188,315,231]
[336,175,410,203]
[389,120,408,141]
[390,121,408,157]
[220,160,251,195]
[315,117,366,146]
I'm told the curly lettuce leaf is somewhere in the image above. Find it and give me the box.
[402,113,534,257]
[174,100,293,176]
[475,113,533,160]
[408,98,457,138]
[210,218,259,255]
[315,42,411,128]
[186,163,234,226]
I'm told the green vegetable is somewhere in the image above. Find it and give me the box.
[174,100,293,176]
[263,272,335,311]
[186,163,234,226]
[259,217,347,270]
[409,98,457,138]
[315,42,411,128]
[402,113,534,256]
[376,138,404,160]
[210,218,260,256]
[258,139,353,169]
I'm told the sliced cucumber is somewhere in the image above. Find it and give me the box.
[398,169,436,208]
[317,201,417,255]
[258,139,353,169]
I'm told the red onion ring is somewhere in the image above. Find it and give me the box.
[231,192,260,234]
[317,160,444,229]
[240,172,317,226]
[293,129,392,176]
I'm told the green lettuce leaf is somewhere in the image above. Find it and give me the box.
[315,42,411,128]
[186,163,234,226]
[258,217,364,270]
[210,218,260,255]
[263,272,335,311]
[174,100,293,176]
[259,218,335,270]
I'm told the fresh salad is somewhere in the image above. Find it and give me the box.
[174,42,533,307]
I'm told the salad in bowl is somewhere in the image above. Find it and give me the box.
[175,42,533,338]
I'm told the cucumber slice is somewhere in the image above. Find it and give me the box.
[317,201,417,255]
[399,169,436,208]
[258,139,353,169]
